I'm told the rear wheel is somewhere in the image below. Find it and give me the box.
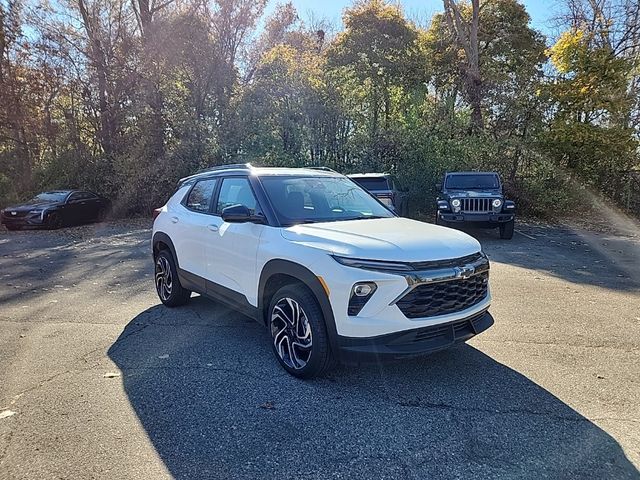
[155,249,191,307]
[268,284,333,379]
[499,220,515,239]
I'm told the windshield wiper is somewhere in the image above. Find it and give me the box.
[348,215,388,221]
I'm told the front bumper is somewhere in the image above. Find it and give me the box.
[438,211,514,224]
[336,310,493,363]
[1,213,46,228]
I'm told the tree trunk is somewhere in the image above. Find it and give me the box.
[443,0,484,133]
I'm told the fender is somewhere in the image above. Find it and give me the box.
[259,259,339,355]
[152,231,179,266]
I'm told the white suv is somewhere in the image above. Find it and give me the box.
[152,164,493,378]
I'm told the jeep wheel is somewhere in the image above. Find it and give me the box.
[500,220,515,240]
[268,284,333,379]
[155,249,191,307]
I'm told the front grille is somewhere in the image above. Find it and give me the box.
[461,198,491,213]
[396,272,489,319]
[410,252,483,271]
[2,210,28,218]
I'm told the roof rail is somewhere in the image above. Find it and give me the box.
[308,166,337,173]
[178,163,253,185]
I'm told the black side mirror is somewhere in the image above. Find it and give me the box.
[222,204,264,224]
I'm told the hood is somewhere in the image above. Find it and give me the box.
[446,190,501,198]
[5,200,60,212]
[281,217,481,262]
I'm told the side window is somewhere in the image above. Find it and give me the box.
[68,193,81,203]
[216,178,259,215]
[185,179,217,213]
[75,192,94,200]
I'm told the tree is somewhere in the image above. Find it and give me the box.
[543,26,638,193]
[326,0,423,136]
[442,0,482,132]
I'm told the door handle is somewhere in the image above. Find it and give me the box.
[207,224,219,232]
[171,217,179,224]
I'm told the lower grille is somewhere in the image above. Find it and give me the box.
[409,312,486,344]
[396,272,489,319]
[461,198,491,212]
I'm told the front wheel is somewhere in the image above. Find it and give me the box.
[268,284,333,379]
[499,220,515,239]
[47,212,62,229]
[155,249,191,307]
[96,207,107,222]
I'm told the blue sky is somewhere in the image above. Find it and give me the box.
[264,0,562,38]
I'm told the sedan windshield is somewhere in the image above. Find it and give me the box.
[31,192,69,202]
[260,176,394,226]
[445,174,499,189]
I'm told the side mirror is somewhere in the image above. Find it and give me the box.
[221,204,264,224]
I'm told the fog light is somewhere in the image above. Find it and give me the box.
[353,283,373,296]
[348,282,377,316]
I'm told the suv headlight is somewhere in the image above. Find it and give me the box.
[451,199,461,207]
[492,199,502,209]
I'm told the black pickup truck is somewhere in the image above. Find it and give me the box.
[435,172,516,239]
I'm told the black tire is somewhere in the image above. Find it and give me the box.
[268,284,333,379]
[47,212,62,229]
[434,212,442,225]
[500,220,515,239]
[154,249,191,307]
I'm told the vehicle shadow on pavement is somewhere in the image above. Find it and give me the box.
[108,297,639,480]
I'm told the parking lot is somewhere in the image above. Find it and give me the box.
[0,219,639,479]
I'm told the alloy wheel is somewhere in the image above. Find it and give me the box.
[155,256,173,301]
[270,297,313,370]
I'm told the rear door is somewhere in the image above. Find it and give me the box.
[172,178,218,282]
[205,176,265,307]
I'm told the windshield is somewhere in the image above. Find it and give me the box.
[445,174,499,190]
[260,176,394,226]
[350,177,390,191]
[31,192,69,202]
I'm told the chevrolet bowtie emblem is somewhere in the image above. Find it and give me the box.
[456,265,475,279]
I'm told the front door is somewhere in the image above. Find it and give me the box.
[206,176,265,307]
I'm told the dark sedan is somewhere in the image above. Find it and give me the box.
[1,190,111,230]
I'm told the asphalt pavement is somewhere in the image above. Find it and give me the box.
[0,219,639,479]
